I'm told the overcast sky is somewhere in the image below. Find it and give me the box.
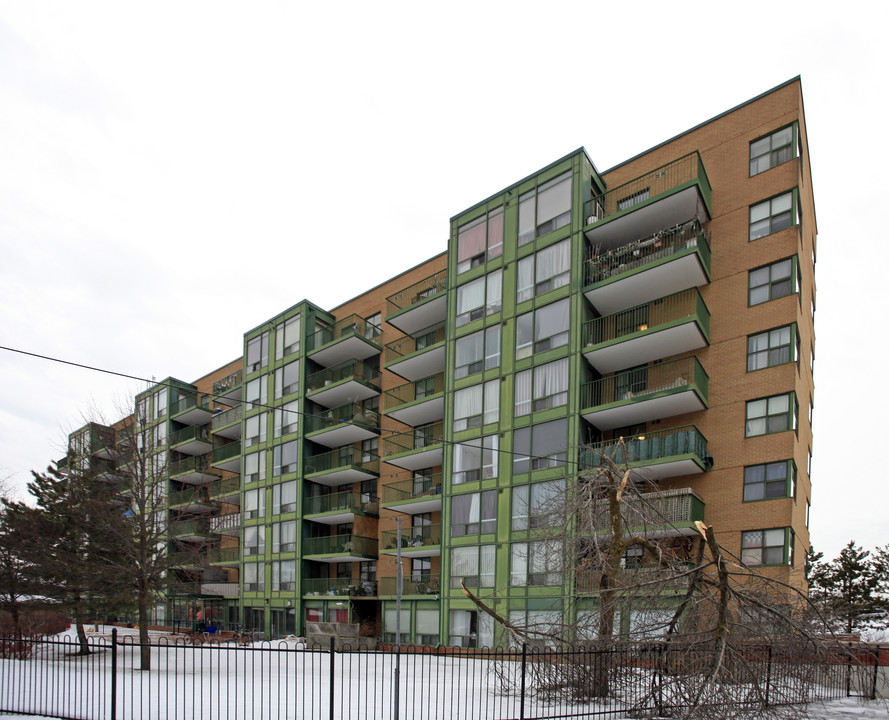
[0,2,886,561]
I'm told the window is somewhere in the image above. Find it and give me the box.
[244,525,266,555]
[244,489,266,520]
[516,239,571,303]
[515,358,569,415]
[244,451,266,484]
[453,380,499,431]
[749,191,798,241]
[271,560,296,591]
[452,434,498,484]
[451,491,497,537]
[243,562,264,592]
[455,326,501,379]
[750,125,796,176]
[449,609,494,648]
[509,608,563,647]
[153,388,167,419]
[617,187,650,211]
[748,257,797,306]
[747,325,798,371]
[245,413,267,447]
[744,460,796,501]
[510,540,563,586]
[274,400,299,438]
[512,479,564,530]
[247,331,270,373]
[449,545,495,589]
[273,441,298,476]
[275,360,300,398]
[245,377,268,410]
[516,299,570,360]
[272,480,297,514]
[513,418,569,474]
[518,171,572,246]
[457,206,504,274]
[415,608,440,646]
[741,528,793,566]
[272,520,297,552]
[365,313,381,339]
[745,393,798,437]
[275,314,301,360]
[455,270,502,327]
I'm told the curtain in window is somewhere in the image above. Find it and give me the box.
[486,270,502,314]
[535,299,570,343]
[456,332,483,372]
[535,359,568,403]
[479,545,495,587]
[517,257,534,303]
[487,209,504,258]
[457,218,486,264]
[457,278,485,316]
[536,240,570,283]
[515,369,532,416]
[454,386,482,429]
[484,327,500,369]
[536,175,571,225]
[483,381,499,425]
[511,543,529,585]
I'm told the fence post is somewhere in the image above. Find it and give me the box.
[765,644,772,707]
[519,643,527,720]
[110,629,118,720]
[656,645,663,717]
[871,646,880,701]
[329,635,335,720]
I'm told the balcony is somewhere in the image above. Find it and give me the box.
[381,474,443,514]
[382,373,445,427]
[302,577,378,598]
[580,356,709,430]
[91,457,122,483]
[208,546,240,567]
[213,369,243,404]
[378,574,440,597]
[380,523,441,558]
[208,476,241,505]
[384,323,446,382]
[588,488,706,539]
[584,151,712,250]
[211,441,241,473]
[171,393,214,426]
[210,511,241,537]
[303,534,378,562]
[303,491,379,525]
[580,425,713,480]
[170,425,213,456]
[200,582,239,597]
[306,359,381,409]
[304,403,380,449]
[385,269,448,336]
[167,551,206,571]
[582,288,710,374]
[307,314,382,368]
[381,422,444,471]
[167,487,215,514]
[170,518,213,542]
[76,423,116,460]
[211,404,243,440]
[584,219,711,315]
[304,447,380,487]
[169,455,220,485]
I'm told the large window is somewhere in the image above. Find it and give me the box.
[457,207,504,274]
[273,400,300,438]
[272,520,297,552]
[449,609,494,648]
[456,270,502,327]
[749,191,797,241]
[512,479,565,530]
[516,298,570,360]
[272,480,297,514]
[271,560,296,591]
[273,441,298,476]
[510,541,563,586]
[515,358,569,415]
[244,525,265,555]
[452,434,498,484]
[455,327,501,379]
[744,460,796,502]
[747,325,798,371]
[750,125,797,176]
[745,393,798,437]
[275,314,301,360]
[244,451,266,483]
[245,376,268,410]
[748,257,797,306]
[244,489,266,520]
[451,491,497,537]
[450,545,495,589]
[453,380,499,431]
[518,171,572,246]
[516,239,571,303]
[741,528,794,566]
[247,331,269,373]
[275,360,300,398]
[243,562,264,592]
[513,418,569,474]
[245,413,267,447]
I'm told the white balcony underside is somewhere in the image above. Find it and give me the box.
[384,397,444,427]
[385,346,446,382]
[175,407,215,426]
[308,336,380,368]
[628,457,707,481]
[382,497,442,514]
[387,295,447,336]
[306,425,378,449]
[582,391,705,431]
[584,322,708,374]
[380,547,441,559]
[304,554,375,564]
[307,379,379,409]
[383,447,443,471]
[173,439,213,456]
[305,511,356,526]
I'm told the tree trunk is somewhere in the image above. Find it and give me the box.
[72,594,90,655]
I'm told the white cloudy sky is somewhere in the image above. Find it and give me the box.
[0,2,886,560]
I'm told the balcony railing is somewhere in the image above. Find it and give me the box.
[303,491,379,517]
[171,393,211,417]
[587,487,705,535]
[378,574,440,596]
[384,323,446,364]
[211,404,243,431]
[210,512,241,533]
[380,523,441,551]
[169,455,217,479]
[213,369,242,396]
[208,476,241,500]
[580,356,708,410]
[212,442,241,463]
[167,551,207,567]
[170,519,212,537]
[579,425,712,472]
[585,152,711,224]
[386,270,447,316]
[305,447,379,476]
[167,486,213,507]
[308,314,382,352]
[306,359,381,393]
[382,422,444,457]
[208,547,241,565]
[584,219,710,287]
[304,404,379,435]
[383,373,445,410]
[171,425,211,447]
[381,474,443,504]
[303,534,378,557]
[302,578,378,597]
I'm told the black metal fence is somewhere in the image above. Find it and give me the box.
[0,633,882,720]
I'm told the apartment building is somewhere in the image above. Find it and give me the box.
[60,77,816,644]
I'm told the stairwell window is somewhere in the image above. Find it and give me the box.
[243,562,264,592]
[750,125,797,176]
[748,257,797,306]
[741,528,794,566]
[749,191,798,241]
[455,269,502,327]
[514,358,569,416]
[745,392,798,437]
[246,331,269,373]
[455,326,500,379]
[516,298,570,360]
[450,490,497,537]
[512,478,564,530]
[518,171,572,246]
[513,418,569,474]
[272,520,297,552]
[517,239,572,303]
[747,325,798,371]
[275,314,300,360]
[244,489,265,520]
[510,540,563,586]
[244,525,265,555]
[271,560,296,591]
[453,380,499,431]
[457,206,504,274]
[244,412,267,447]
[273,440,298,476]
[272,480,297,514]
[744,460,796,501]
[244,451,266,484]
[449,545,495,589]
[275,360,300,399]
